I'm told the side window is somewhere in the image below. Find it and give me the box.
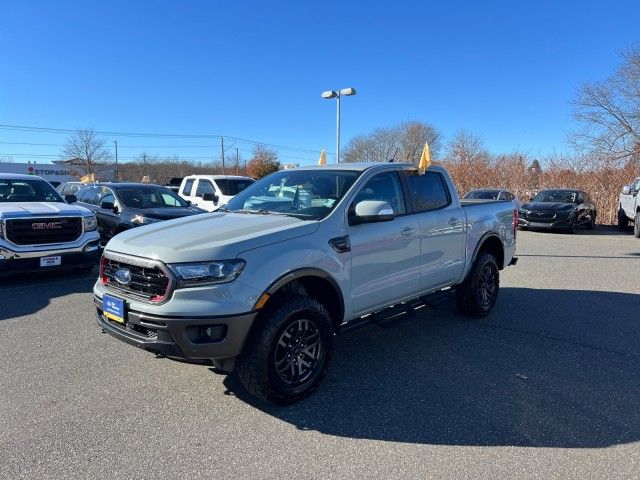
[182,179,195,196]
[406,172,450,212]
[162,193,181,206]
[81,187,99,205]
[98,188,115,207]
[577,193,584,204]
[353,172,406,215]
[195,180,215,197]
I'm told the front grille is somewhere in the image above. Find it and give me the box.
[102,257,170,301]
[525,212,555,222]
[5,217,82,245]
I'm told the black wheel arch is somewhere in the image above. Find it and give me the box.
[469,233,505,272]
[258,268,345,329]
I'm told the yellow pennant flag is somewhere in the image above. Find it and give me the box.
[318,148,327,165]
[418,142,431,174]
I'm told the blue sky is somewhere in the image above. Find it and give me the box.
[1,0,639,165]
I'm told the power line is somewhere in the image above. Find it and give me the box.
[0,123,333,155]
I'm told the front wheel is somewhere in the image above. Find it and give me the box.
[635,212,640,238]
[586,211,596,230]
[567,216,577,234]
[236,295,333,404]
[457,253,500,318]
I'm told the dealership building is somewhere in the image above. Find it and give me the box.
[0,159,115,183]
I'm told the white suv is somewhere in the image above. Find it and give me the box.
[178,175,254,211]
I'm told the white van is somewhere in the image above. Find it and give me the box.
[178,175,255,211]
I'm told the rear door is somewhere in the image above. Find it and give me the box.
[404,171,466,291]
[95,187,120,241]
[348,171,421,314]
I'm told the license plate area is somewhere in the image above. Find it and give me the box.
[40,255,61,267]
[103,294,126,324]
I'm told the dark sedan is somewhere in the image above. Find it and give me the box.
[74,183,205,244]
[518,189,596,233]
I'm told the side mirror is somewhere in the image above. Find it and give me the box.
[350,200,395,225]
[202,193,218,203]
[622,185,631,195]
[529,197,535,202]
[65,194,77,204]
[185,200,191,206]
[101,201,115,211]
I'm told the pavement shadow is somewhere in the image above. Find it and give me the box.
[0,267,97,320]
[223,287,640,448]
[525,224,632,236]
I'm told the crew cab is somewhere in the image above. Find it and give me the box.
[93,163,517,404]
[0,173,100,276]
[178,175,255,211]
[618,177,640,237]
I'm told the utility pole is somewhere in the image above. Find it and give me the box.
[235,148,239,175]
[113,140,118,181]
[220,137,226,175]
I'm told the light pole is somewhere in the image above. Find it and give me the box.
[321,87,356,163]
[113,140,118,181]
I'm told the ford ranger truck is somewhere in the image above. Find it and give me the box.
[0,173,100,276]
[618,176,640,237]
[93,163,518,404]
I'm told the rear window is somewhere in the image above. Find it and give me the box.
[215,178,255,196]
[406,172,450,212]
[464,190,500,200]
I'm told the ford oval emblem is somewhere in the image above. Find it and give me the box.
[114,268,132,285]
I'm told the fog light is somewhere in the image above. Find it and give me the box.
[185,325,227,343]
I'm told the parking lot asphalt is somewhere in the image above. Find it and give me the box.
[1,227,639,479]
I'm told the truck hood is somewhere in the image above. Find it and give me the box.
[134,206,204,220]
[0,201,92,218]
[105,212,319,263]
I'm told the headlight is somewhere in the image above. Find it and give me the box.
[83,215,98,231]
[132,215,161,225]
[168,259,246,287]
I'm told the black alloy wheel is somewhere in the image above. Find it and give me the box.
[273,318,325,387]
[477,262,499,310]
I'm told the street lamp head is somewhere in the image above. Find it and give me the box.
[321,90,338,99]
[339,87,357,96]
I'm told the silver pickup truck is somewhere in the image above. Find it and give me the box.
[0,173,101,276]
[93,163,517,403]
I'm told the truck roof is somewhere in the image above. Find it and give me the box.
[292,162,419,172]
[0,173,46,181]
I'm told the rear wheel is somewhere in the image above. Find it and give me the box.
[457,253,500,318]
[618,209,629,230]
[236,295,333,404]
[634,212,640,238]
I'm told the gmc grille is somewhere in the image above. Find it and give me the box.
[101,257,170,302]
[5,217,82,245]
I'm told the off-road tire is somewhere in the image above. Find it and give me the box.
[618,209,629,230]
[236,295,333,404]
[456,253,500,318]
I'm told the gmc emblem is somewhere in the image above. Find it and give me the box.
[32,222,63,230]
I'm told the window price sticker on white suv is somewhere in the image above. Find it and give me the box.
[40,255,61,267]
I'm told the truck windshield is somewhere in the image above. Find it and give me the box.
[0,179,64,203]
[225,170,360,220]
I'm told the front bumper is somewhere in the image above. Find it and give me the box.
[94,295,257,372]
[0,240,101,276]
[518,217,570,230]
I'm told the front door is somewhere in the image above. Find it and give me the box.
[348,171,421,314]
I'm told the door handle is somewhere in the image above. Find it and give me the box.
[400,227,415,236]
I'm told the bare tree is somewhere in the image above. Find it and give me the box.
[343,120,441,163]
[570,45,640,165]
[0,155,13,163]
[60,128,113,176]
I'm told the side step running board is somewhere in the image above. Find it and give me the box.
[338,288,457,334]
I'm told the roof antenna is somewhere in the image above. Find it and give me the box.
[388,148,398,162]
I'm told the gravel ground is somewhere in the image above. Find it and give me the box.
[1,227,639,479]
